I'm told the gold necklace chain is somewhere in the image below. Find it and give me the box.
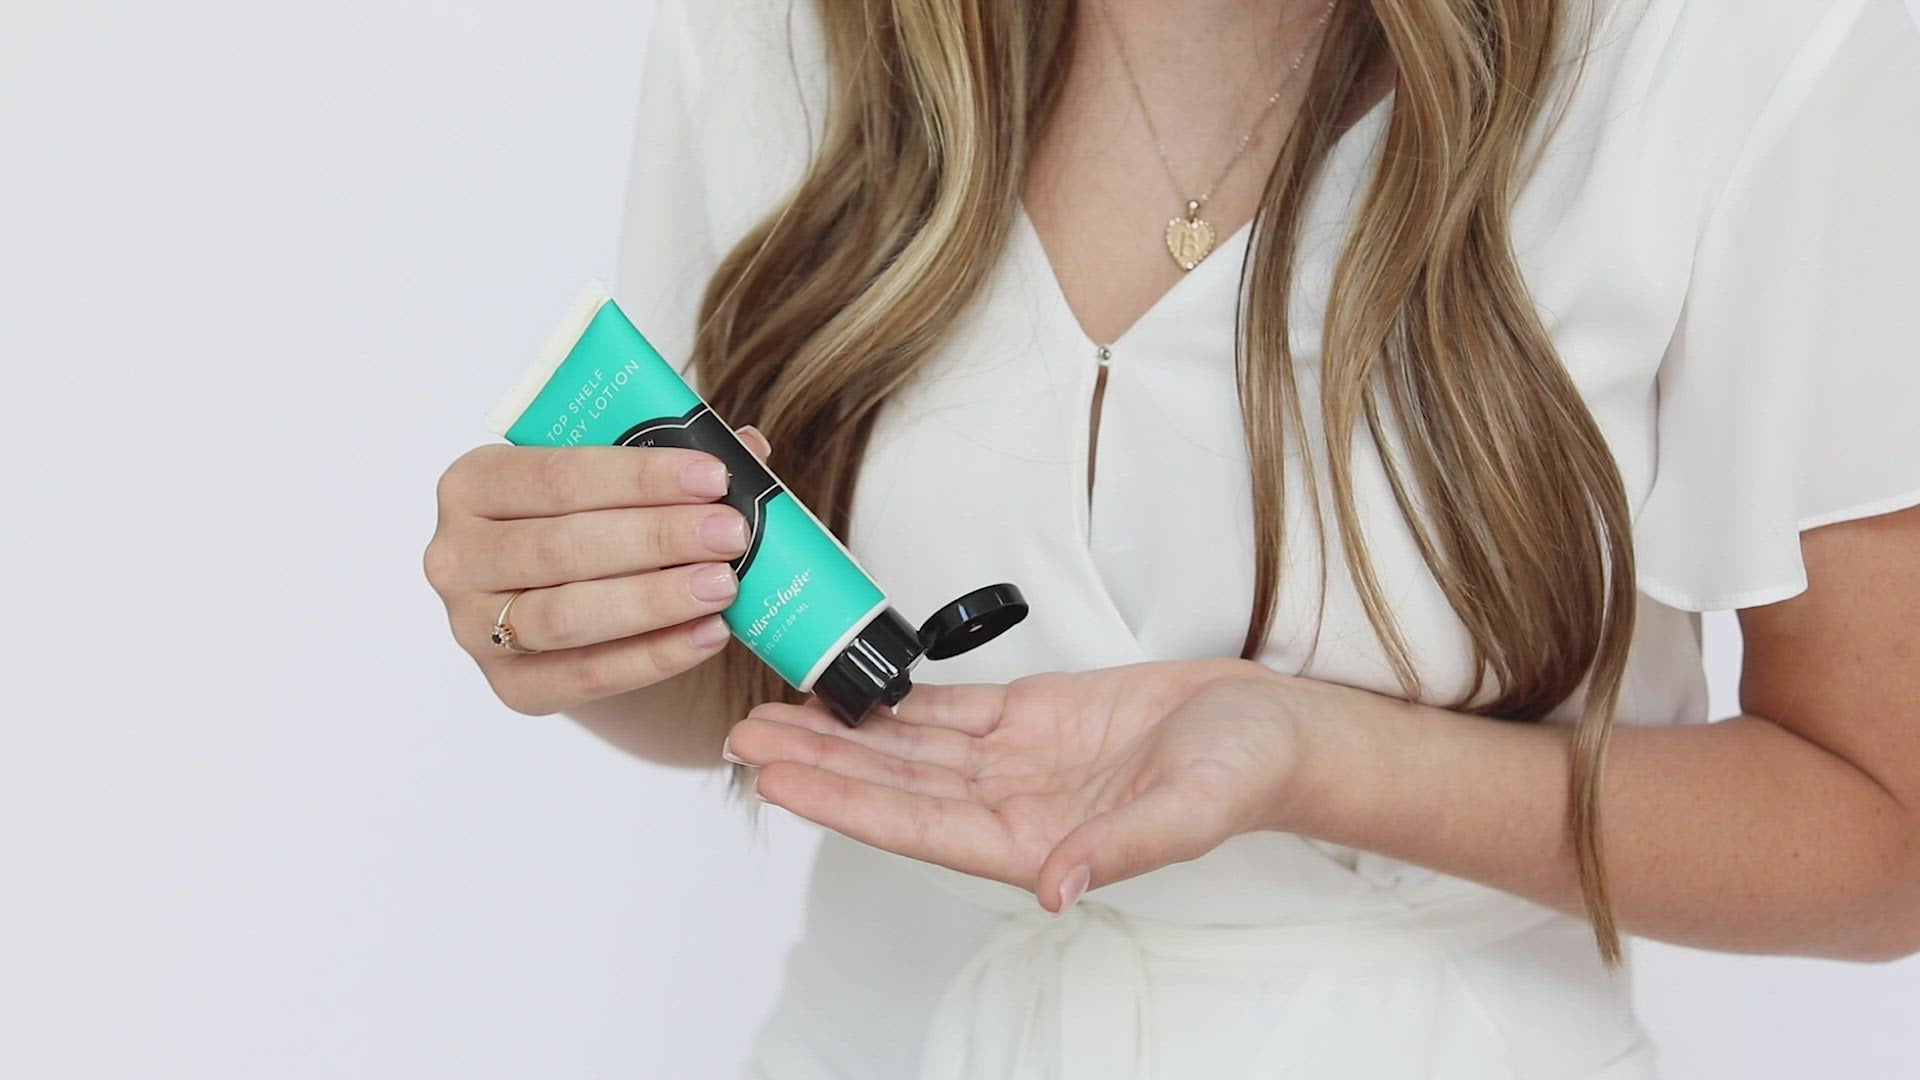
[1097,0,1339,270]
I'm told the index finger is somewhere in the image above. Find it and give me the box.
[451,443,733,519]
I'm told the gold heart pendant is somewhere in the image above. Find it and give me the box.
[1165,211,1216,272]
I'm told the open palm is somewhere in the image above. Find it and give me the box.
[723,657,1299,910]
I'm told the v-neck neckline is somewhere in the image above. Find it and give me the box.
[1011,203,1254,354]
[1013,85,1398,353]
[1001,85,1397,657]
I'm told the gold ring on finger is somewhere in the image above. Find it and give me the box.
[489,588,543,654]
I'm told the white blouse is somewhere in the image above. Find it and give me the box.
[611,0,1920,1076]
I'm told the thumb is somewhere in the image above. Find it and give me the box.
[734,424,772,464]
[1034,779,1224,914]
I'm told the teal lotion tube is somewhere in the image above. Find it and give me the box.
[484,280,1029,726]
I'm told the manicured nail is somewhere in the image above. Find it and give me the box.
[698,511,749,555]
[721,735,747,765]
[689,613,731,648]
[688,562,738,603]
[681,457,730,498]
[1057,864,1091,914]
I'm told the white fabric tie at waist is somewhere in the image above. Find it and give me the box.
[915,890,1564,1080]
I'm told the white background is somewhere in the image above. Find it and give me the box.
[4,1,1917,1077]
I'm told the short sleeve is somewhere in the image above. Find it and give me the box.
[1633,0,1920,613]
[609,0,826,398]
[611,0,719,393]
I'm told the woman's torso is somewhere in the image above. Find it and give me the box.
[613,0,1874,1074]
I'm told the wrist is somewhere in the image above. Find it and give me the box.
[1249,673,1393,836]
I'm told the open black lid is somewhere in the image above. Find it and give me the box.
[916,583,1029,660]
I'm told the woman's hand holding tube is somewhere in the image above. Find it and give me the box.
[425,425,772,716]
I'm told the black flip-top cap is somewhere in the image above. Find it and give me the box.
[811,584,1030,727]
[811,607,921,728]
[916,583,1029,660]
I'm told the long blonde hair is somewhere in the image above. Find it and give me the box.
[691,0,1628,967]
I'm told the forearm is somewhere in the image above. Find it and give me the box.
[1264,675,1920,961]
[561,661,730,770]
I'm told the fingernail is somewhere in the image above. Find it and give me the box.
[681,457,730,498]
[688,562,738,603]
[1057,865,1091,914]
[698,511,749,555]
[689,612,731,648]
[721,735,747,765]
